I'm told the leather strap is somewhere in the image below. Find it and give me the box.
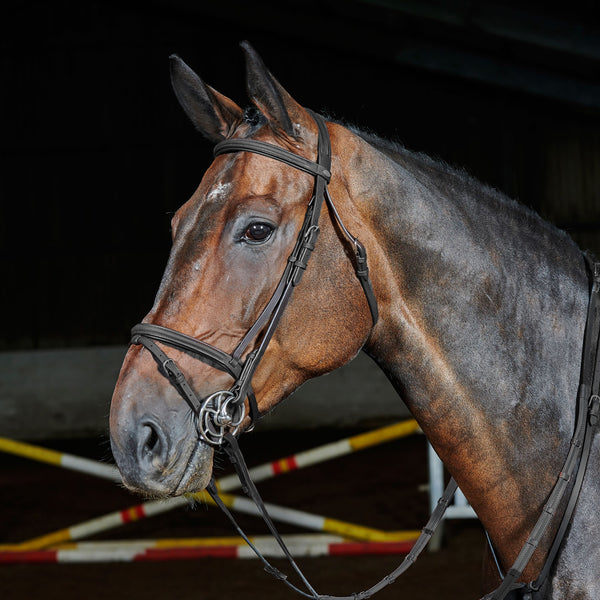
[211,431,459,600]
[133,323,243,378]
[132,333,202,414]
[214,138,332,181]
[325,188,379,324]
[218,434,320,598]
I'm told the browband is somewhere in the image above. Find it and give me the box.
[214,138,332,181]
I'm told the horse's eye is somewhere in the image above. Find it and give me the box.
[243,222,274,243]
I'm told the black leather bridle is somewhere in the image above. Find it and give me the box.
[131,111,378,446]
[128,111,599,600]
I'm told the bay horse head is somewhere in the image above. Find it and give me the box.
[109,43,378,497]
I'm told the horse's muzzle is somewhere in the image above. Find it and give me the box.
[109,394,214,496]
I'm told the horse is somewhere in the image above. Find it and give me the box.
[109,42,600,598]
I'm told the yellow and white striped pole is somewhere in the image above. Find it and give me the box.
[196,490,420,543]
[0,420,419,488]
[0,437,120,481]
[0,420,421,550]
[216,419,421,490]
[0,488,419,551]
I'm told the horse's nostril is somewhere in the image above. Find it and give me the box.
[143,424,160,455]
[139,421,167,466]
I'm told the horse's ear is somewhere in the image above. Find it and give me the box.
[169,54,243,142]
[241,41,308,138]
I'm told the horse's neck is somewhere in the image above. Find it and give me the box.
[348,133,590,567]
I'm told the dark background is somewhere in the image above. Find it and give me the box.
[2,0,600,351]
[1,4,599,597]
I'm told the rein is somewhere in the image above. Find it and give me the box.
[129,112,599,599]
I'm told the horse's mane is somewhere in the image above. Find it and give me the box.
[328,116,588,272]
[341,118,513,207]
[337,117,579,242]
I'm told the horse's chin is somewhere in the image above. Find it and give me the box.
[172,439,215,495]
[118,439,214,499]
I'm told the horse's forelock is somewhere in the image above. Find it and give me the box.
[243,106,263,127]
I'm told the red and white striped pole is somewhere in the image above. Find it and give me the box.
[0,535,416,564]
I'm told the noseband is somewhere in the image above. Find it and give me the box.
[130,111,378,445]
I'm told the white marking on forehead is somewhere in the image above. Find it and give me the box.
[206,182,232,203]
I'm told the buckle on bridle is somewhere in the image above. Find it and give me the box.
[198,390,246,445]
[162,358,177,377]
